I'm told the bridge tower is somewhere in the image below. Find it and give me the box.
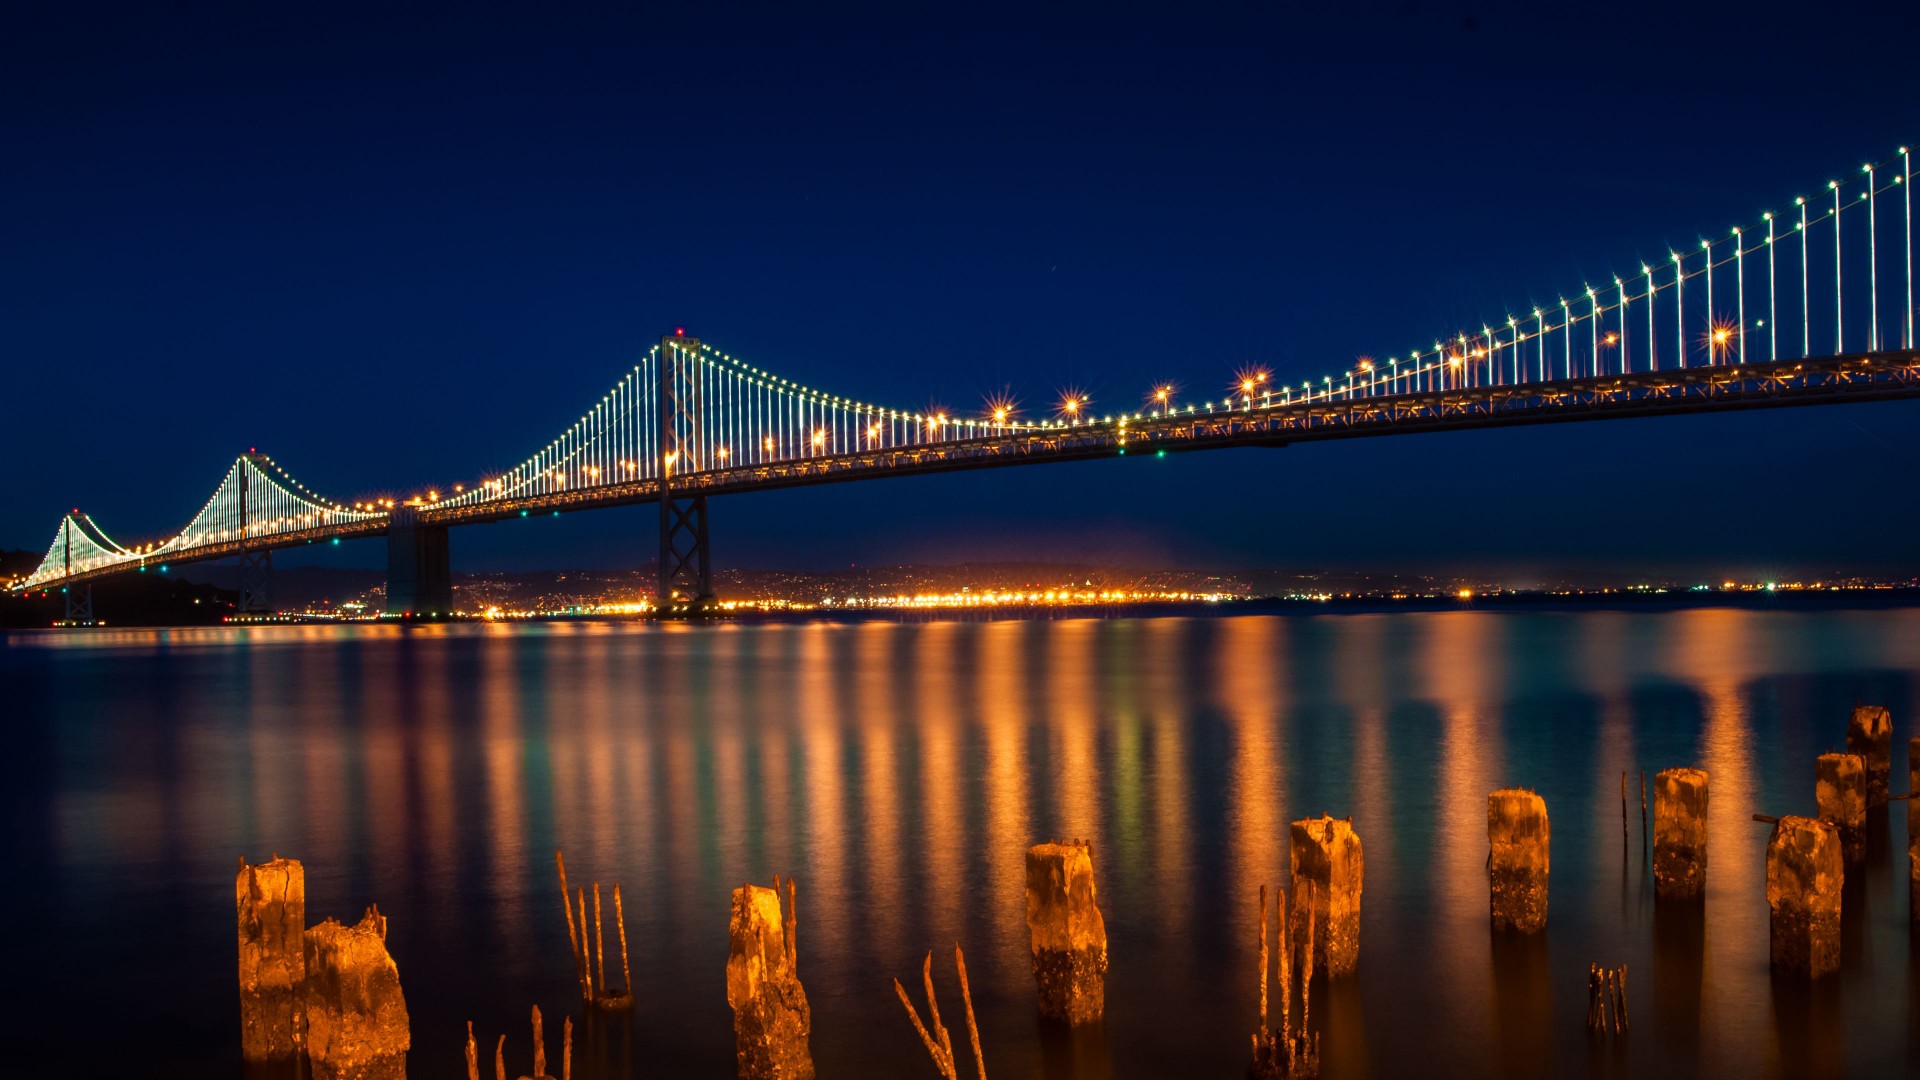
[385,505,452,617]
[237,454,272,616]
[657,331,715,615]
[60,516,93,625]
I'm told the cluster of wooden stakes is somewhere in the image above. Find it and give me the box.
[426,707,1916,1077]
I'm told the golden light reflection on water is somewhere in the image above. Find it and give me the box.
[12,608,1920,1076]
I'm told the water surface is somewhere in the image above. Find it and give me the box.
[5,607,1918,1077]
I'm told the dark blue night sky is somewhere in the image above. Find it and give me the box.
[4,2,1916,581]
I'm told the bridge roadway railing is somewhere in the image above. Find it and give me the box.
[423,349,1919,522]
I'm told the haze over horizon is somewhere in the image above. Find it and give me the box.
[5,2,1917,581]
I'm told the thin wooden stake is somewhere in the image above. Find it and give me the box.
[577,888,595,1002]
[956,945,986,1080]
[592,882,607,1000]
[557,851,585,1001]
[924,950,954,1069]
[1613,966,1628,1033]
[894,956,957,1080]
[494,1034,506,1080]
[1620,772,1628,848]
[1279,885,1292,1051]
[532,1005,546,1079]
[784,875,799,972]
[1639,771,1649,861]
[1301,880,1315,1040]
[614,883,633,994]
[1257,883,1270,1034]
[465,1020,479,1080]
[563,1017,573,1080]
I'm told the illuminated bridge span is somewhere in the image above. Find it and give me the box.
[15,145,1920,618]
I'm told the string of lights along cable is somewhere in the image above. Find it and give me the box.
[13,145,1920,594]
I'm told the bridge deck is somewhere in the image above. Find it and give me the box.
[20,350,1918,590]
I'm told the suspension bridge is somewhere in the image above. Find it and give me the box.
[13,146,1920,620]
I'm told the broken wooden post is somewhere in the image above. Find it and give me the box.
[304,906,410,1080]
[1488,790,1550,933]
[1289,815,1363,976]
[465,1021,478,1080]
[1652,768,1709,900]
[1847,705,1893,808]
[726,876,813,1080]
[1815,752,1867,862]
[1024,839,1108,1024]
[1765,816,1843,978]
[236,855,306,1062]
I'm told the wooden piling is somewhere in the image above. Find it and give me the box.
[563,1017,573,1080]
[494,1034,505,1080]
[303,907,410,1080]
[1289,815,1364,976]
[1847,706,1893,807]
[465,1021,479,1080]
[1653,768,1709,899]
[1489,789,1550,933]
[1815,752,1867,863]
[1024,839,1108,1024]
[1765,815,1843,978]
[236,855,306,1062]
[727,878,814,1079]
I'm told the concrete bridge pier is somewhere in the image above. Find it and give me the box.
[386,506,451,616]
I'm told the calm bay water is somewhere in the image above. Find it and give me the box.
[5,606,1919,1077]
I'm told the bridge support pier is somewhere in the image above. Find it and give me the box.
[385,507,451,617]
[657,494,714,615]
[63,584,93,625]
[240,548,273,615]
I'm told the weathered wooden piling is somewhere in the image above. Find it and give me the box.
[1288,815,1363,977]
[304,906,410,1080]
[726,876,813,1080]
[1765,816,1842,979]
[1910,738,1919,925]
[1846,705,1893,807]
[1024,839,1108,1024]
[1488,790,1550,933]
[236,855,306,1062]
[1652,768,1709,899]
[1815,752,1867,862]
